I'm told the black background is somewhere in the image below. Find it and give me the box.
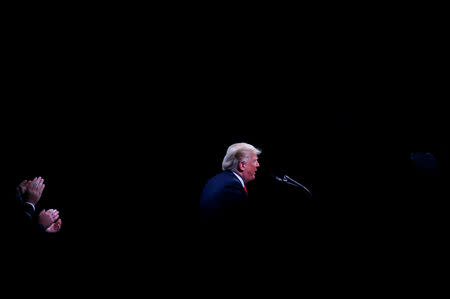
[2,10,449,289]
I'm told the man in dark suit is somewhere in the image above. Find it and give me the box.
[199,142,261,240]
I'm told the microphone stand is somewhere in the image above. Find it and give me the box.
[283,175,313,198]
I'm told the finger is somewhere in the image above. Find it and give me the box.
[21,180,29,189]
[29,180,37,190]
[32,177,41,188]
[36,177,43,187]
[19,180,28,191]
[39,183,45,193]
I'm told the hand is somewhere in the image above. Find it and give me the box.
[18,180,29,194]
[26,177,45,205]
[38,209,59,229]
[45,219,62,233]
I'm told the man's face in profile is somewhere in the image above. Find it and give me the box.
[242,154,260,183]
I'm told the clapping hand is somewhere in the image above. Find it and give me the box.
[24,177,45,205]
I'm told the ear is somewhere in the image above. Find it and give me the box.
[237,161,245,172]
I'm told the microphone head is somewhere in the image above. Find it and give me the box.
[267,173,283,182]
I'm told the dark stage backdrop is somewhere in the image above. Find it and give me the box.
[3,99,448,284]
[2,32,448,272]
[4,103,448,233]
[2,12,449,291]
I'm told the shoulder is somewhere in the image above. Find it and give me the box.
[205,170,238,186]
[201,171,240,199]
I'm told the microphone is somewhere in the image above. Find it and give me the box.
[267,173,313,198]
[283,175,312,198]
[267,173,283,182]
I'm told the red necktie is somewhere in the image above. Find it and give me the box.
[244,185,248,194]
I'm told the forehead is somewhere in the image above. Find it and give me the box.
[249,153,258,160]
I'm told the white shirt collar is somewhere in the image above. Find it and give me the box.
[231,169,245,187]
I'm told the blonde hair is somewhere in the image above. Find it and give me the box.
[222,142,261,171]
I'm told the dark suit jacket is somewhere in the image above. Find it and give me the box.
[6,187,47,241]
[199,170,249,238]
